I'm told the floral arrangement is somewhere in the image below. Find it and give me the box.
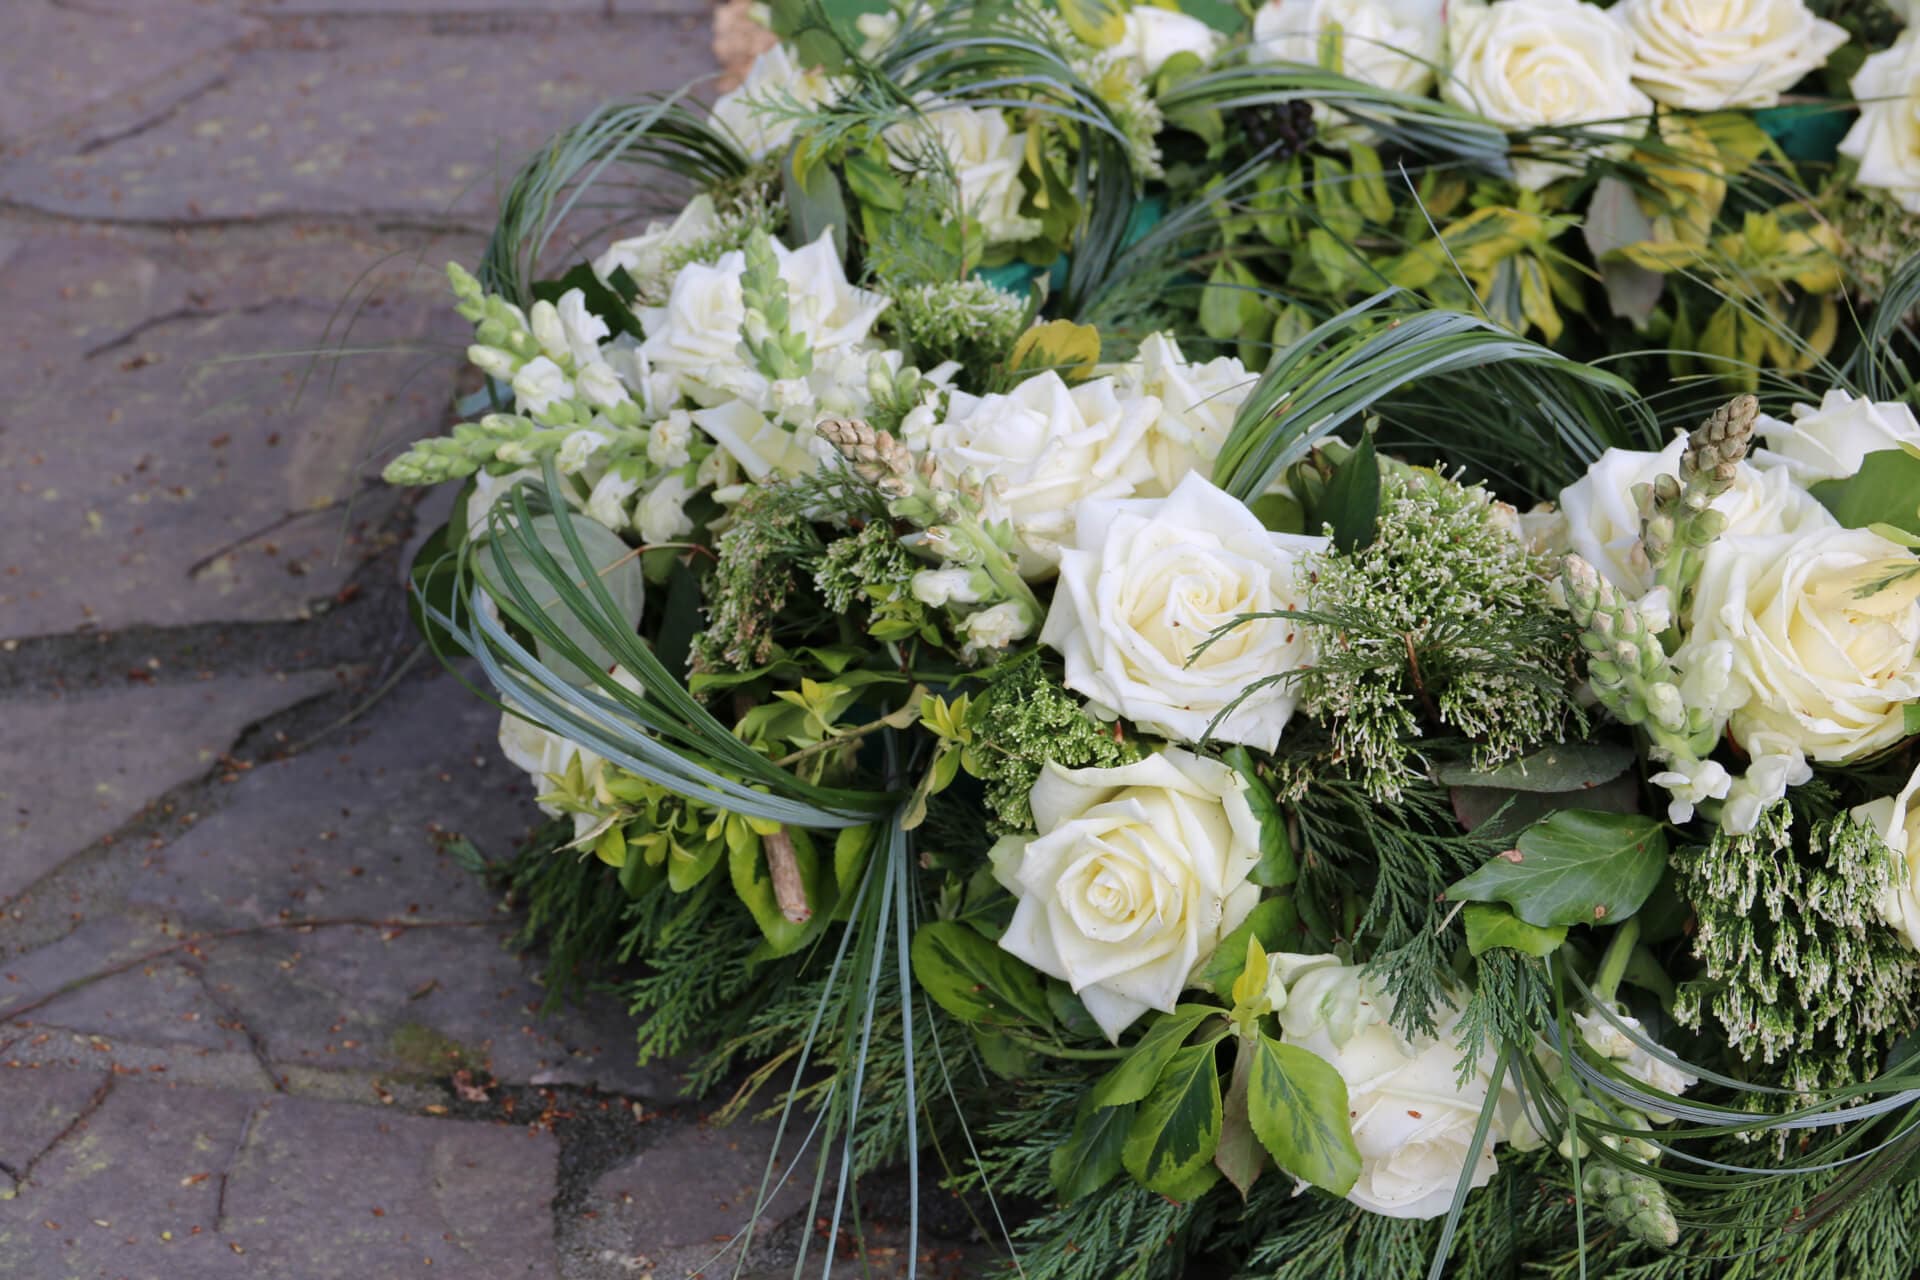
[381,1,1920,1276]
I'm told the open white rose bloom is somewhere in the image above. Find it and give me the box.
[377,3,1920,1274]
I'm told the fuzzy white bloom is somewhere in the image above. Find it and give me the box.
[1752,389,1920,485]
[647,410,694,469]
[1272,956,1536,1219]
[1839,31,1920,215]
[710,44,843,158]
[910,567,985,608]
[555,427,612,476]
[1719,737,1815,833]
[593,194,723,287]
[895,104,1044,245]
[1676,524,1920,769]
[1442,0,1653,190]
[585,465,644,533]
[637,229,888,413]
[1108,332,1257,495]
[990,750,1263,1040]
[467,343,520,381]
[1576,1007,1699,1097]
[1111,6,1225,76]
[1616,0,1846,109]
[913,372,1158,576]
[636,473,697,545]
[1853,764,1920,952]
[959,600,1035,656]
[512,356,573,417]
[1554,439,1833,596]
[1252,0,1446,97]
[575,362,630,410]
[1649,756,1733,824]
[1041,472,1328,751]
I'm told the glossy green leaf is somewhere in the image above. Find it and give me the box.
[1226,748,1297,888]
[1201,897,1299,998]
[910,921,1053,1028]
[1050,1095,1134,1202]
[1446,809,1668,928]
[1811,446,1920,538]
[782,143,848,257]
[1122,1042,1224,1194]
[1092,1005,1220,1107]
[1246,1034,1361,1195]
[1463,902,1568,958]
[1432,741,1635,793]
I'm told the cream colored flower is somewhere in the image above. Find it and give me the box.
[1253,0,1446,97]
[1576,1007,1699,1097]
[593,195,723,290]
[913,372,1159,576]
[1754,388,1920,485]
[893,104,1043,245]
[1108,333,1256,495]
[1617,0,1846,109]
[1112,6,1225,76]
[990,750,1263,1039]
[710,44,842,158]
[1442,0,1653,189]
[1840,31,1920,215]
[1273,958,1534,1219]
[1040,472,1327,750]
[1853,764,1920,951]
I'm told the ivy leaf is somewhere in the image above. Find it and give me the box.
[1246,1034,1361,1195]
[1122,1042,1224,1195]
[1050,1094,1133,1202]
[1092,1005,1220,1107]
[1810,446,1920,538]
[909,921,1053,1028]
[1463,902,1568,958]
[1445,809,1668,928]
[1432,741,1635,792]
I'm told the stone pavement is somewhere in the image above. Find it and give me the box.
[0,4,971,1277]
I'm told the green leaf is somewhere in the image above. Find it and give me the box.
[972,1027,1038,1080]
[1122,1042,1224,1194]
[1432,741,1635,792]
[531,261,644,339]
[1321,430,1380,553]
[841,150,905,212]
[782,143,848,257]
[1051,1095,1134,1202]
[1246,1034,1361,1195]
[1907,702,1920,736]
[1226,748,1297,888]
[486,514,647,685]
[1092,1005,1220,1106]
[1215,1040,1266,1199]
[910,920,1053,1028]
[651,560,702,683]
[1463,902,1568,958]
[1445,809,1668,928]
[1202,897,1299,999]
[1810,447,1920,538]
[1046,983,1103,1041]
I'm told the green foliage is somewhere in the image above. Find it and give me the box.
[1673,803,1920,1092]
[886,278,1028,380]
[811,517,940,644]
[690,479,832,673]
[964,655,1140,834]
[911,920,1053,1028]
[1244,1033,1362,1195]
[1447,810,1668,929]
[1293,463,1584,803]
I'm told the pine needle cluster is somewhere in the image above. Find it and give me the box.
[1299,466,1582,802]
[966,656,1140,834]
[1673,801,1920,1091]
[885,278,1028,379]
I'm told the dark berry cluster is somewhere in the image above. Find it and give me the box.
[1236,100,1316,160]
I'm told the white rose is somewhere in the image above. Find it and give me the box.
[594,194,723,288]
[959,600,1035,657]
[1841,32,1920,215]
[1677,524,1920,766]
[1109,332,1256,495]
[512,356,572,417]
[1617,0,1846,110]
[710,44,842,158]
[1253,0,1446,97]
[919,372,1158,576]
[638,230,888,411]
[1112,6,1224,77]
[1274,959,1530,1219]
[990,750,1263,1040]
[1854,764,1920,951]
[636,473,697,544]
[1752,389,1920,485]
[1040,472,1327,750]
[499,701,604,822]
[1576,1008,1699,1098]
[894,104,1043,246]
[1442,0,1653,190]
[1555,439,1833,596]
[647,409,694,469]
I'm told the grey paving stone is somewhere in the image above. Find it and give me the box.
[0,0,258,149]
[0,19,719,224]
[0,1077,558,1278]
[0,671,337,904]
[0,1063,111,1192]
[0,226,466,639]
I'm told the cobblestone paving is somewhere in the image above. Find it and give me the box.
[0,5,969,1277]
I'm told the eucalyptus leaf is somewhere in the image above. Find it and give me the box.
[1246,1033,1361,1195]
[1122,1042,1224,1194]
[1446,809,1668,928]
[909,921,1053,1028]
[485,514,646,686]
